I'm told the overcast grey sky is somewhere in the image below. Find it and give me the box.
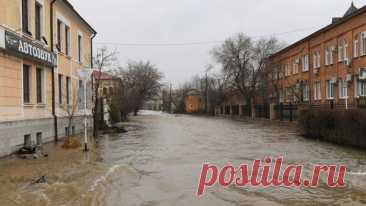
[69,0,366,85]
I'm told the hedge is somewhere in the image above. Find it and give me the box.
[298,108,366,148]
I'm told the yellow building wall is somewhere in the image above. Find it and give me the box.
[0,0,21,31]
[0,53,22,107]
[0,0,95,121]
[53,1,94,116]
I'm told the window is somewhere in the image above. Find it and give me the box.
[344,41,348,61]
[22,0,30,34]
[313,51,320,69]
[24,134,31,147]
[325,46,334,65]
[66,76,70,105]
[78,34,83,63]
[339,80,348,99]
[302,54,309,71]
[293,59,299,74]
[358,80,366,96]
[36,68,44,103]
[58,74,63,104]
[57,20,62,52]
[284,63,291,76]
[338,40,348,62]
[326,80,335,99]
[35,2,43,41]
[303,84,309,102]
[361,32,366,56]
[36,132,42,146]
[354,34,360,58]
[65,25,71,56]
[314,81,321,101]
[23,65,31,104]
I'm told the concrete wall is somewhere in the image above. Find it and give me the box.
[0,115,92,157]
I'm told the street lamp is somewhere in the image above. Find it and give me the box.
[78,69,93,152]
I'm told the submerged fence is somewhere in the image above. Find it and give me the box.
[216,99,366,122]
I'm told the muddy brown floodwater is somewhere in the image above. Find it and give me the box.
[0,111,366,206]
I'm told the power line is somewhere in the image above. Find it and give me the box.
[95,26,319,47]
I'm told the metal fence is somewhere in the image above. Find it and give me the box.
[275,103,298,121]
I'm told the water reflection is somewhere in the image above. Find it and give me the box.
[0,111,366,205]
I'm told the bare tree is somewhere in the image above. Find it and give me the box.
[92,47,118,138]
[211,33,284,111]
[123,61,163,115]
[109,60,163,119]
[64,88,79,144]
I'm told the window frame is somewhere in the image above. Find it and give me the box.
[23,64,31,104]
[36,67,44,104]
[65,25,71,56]
[358,80,366,97]
[58,74,63,104]
[314,81,321,101]
[302,54,309,72]
[354,34,360,58]
[339,80,348,99]
[35,1,44,41]
[303,84,310,102]
[57,19,63,52]
[66,76,71,105]
[326,80,335,99]
[22,0,31,35]
[78,33,83,63]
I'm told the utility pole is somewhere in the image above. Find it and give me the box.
[205,64,213,114]
[169,83,172,113]
[205,71,208,114]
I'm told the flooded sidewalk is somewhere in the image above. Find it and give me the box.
[0,111,366,206]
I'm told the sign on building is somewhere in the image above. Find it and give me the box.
[4,30,57,67]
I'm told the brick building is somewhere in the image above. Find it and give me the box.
[185,89,205,114]
[0,0,96,156]
[268,3,366,108]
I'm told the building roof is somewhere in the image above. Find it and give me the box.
[61,0,97,34]
[343,2,358,17]
[270,2,364,59]
[92,70,117,80]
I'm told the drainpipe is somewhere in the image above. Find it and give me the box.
[91,33,96,68]
[50,0,58,142]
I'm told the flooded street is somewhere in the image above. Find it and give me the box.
[1,111,366,206]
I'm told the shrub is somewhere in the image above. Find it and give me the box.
[62,136,81,149]
[298,108,366,148]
